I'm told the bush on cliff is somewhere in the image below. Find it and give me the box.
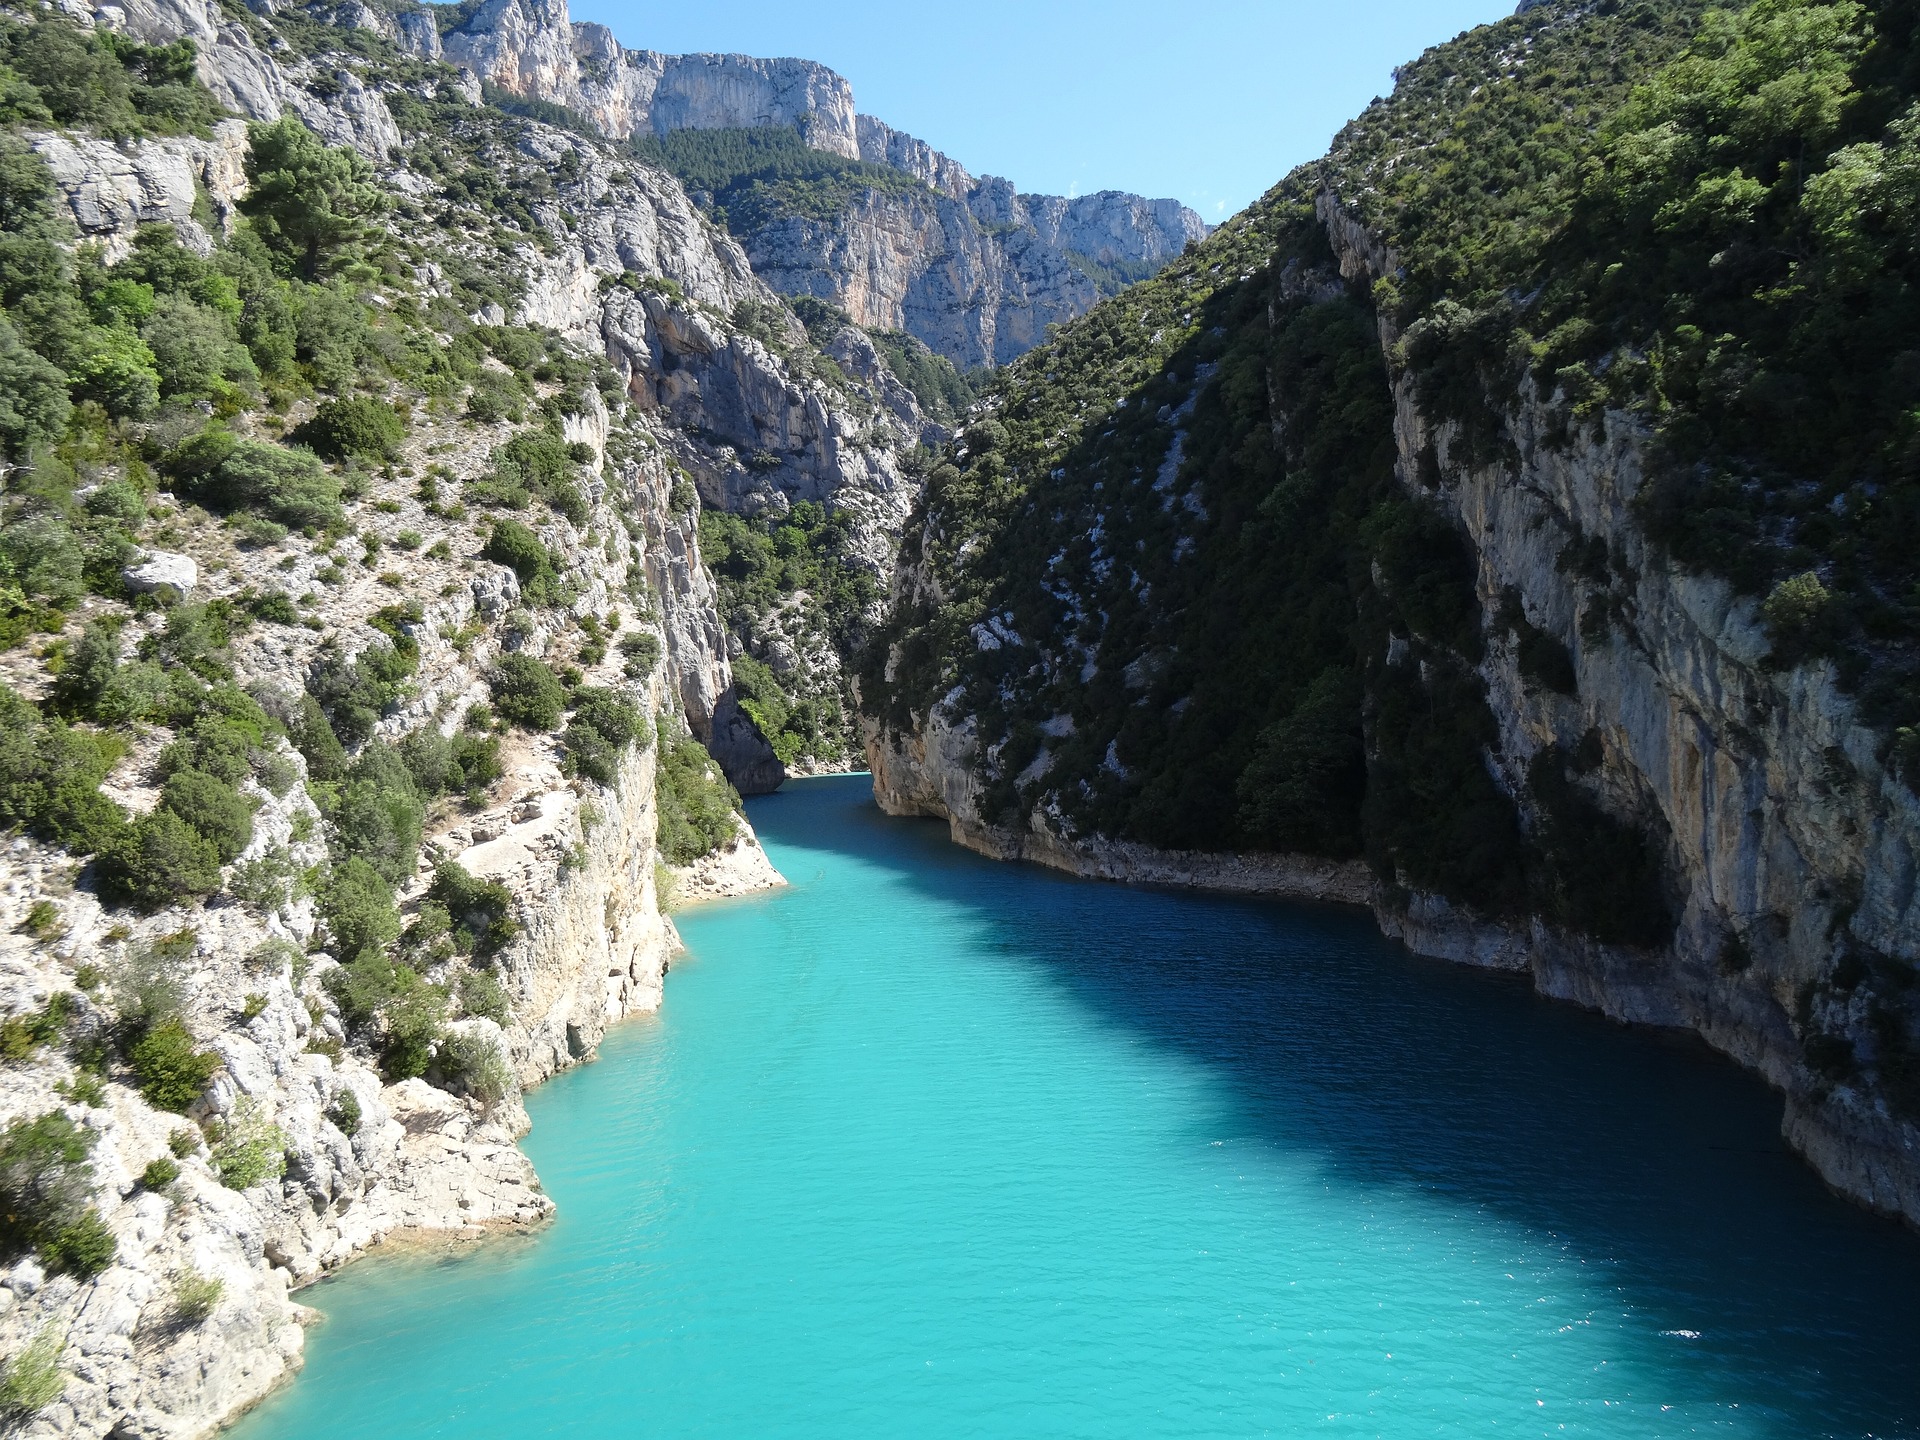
[0,1111,115,1277]
[488,653,567,731]
[655,732,739,865]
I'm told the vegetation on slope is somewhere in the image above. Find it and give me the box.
[0,6,758,1281]
[860,0,1742,939]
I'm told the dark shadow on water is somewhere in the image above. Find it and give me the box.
[745,776,1920,1438]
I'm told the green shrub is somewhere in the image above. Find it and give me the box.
[39,1208,115,1278]
[306,637,414,745]
[480,517,553,586]
[456,969,509,1025]
[241,117,384,281]
[320,856,400,960]
[330,743,423,886]
[1236,670,1366,857]
[0,314,70,458]
[130,1016,220,1112]
[618,631,662,679]
[69,328,160,417]
[326,949,444,1079]
[139,1157,179,1190]
[488,654,566,730]
[656,733,739,864]
[437,1027,510,1107]
[428,862,517,958]
[483,429,584,523]
[0,1328,65,1416]
[0,1111,108,1273]
[294,395,405,462]
[171,1267,223,1323]
[289,692,348,780]
[207,1097,284,1191]
[165,429,344,531]
[158,767,254,863]
[100,810,222,908]
[564,686,647,784]
[326,1088,361,1137]
[0,512,83,605]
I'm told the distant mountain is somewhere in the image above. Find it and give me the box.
[414,0,1208,367]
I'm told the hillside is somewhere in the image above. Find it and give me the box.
[862,0,1920,1229]
[0,0,935,1423]
[424,0,1210,369]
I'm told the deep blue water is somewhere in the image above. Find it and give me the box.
[232,774,1920,1437]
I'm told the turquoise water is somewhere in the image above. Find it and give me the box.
[234,775,1920,1439]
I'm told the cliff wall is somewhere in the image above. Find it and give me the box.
[863,182,1920,1232]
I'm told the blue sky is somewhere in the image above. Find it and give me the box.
[566,0,1512,220]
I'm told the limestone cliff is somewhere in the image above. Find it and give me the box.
[860,1,1920,1233]
[415,0,1206,369]
[0,0,921,1427]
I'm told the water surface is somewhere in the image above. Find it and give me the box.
[234,775,1920,1438]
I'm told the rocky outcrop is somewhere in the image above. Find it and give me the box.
[867,708,1368,901]
[1306,186,1920,1227]
[439,0,860,154]
[28,120,249,261]
[419,0,1205,367]
[864,176,1920,1230]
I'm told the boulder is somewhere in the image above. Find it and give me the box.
[121,549,198,597]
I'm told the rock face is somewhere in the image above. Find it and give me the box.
[745,180,1206,370]
[28,120,249,261]
[863,180,1920,1233]
[439,0,861,155]
[423,0,1206,368]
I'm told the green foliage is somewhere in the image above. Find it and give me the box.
[0,14,222,138]
[241,117,385,280]
[293,396,405,462]
[456,969,509,1025]
[38,1208,114,1278]
[488,653,566,730]
[138,1157,179,1190]
[157,768,254,864]
[326,1088,361,1137]
[563,686,647,785]
[325,949,443,1080]
[473,428,585,522]
[207,1096,285,1191]
[628,125,926,233]
[867,329,982,424]
[329,742,424,887]
[426,861,517,959]
[618,630,662,679]
[320,856,401,960]
[436,1027,510,1106]
[656,732,739,864]
[307,637,414,746]
[170,1267,223,1324]
[0,685,128,858]
[0,1329,66,1416]
[480,517,555,587]
[0,1111,112,1277]
[400,725,501,798]
[129,1016,220,1112]
[163,429,345,531]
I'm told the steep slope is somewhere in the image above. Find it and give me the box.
[0,0,955,1424]
[419,0,1208,369]
[862,0,1920,1228]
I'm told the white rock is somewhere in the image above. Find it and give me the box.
[121,550,198,597]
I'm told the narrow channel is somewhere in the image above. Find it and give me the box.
[232,775,1920,1438]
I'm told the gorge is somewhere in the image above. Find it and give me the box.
[0,0,1916,1434]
